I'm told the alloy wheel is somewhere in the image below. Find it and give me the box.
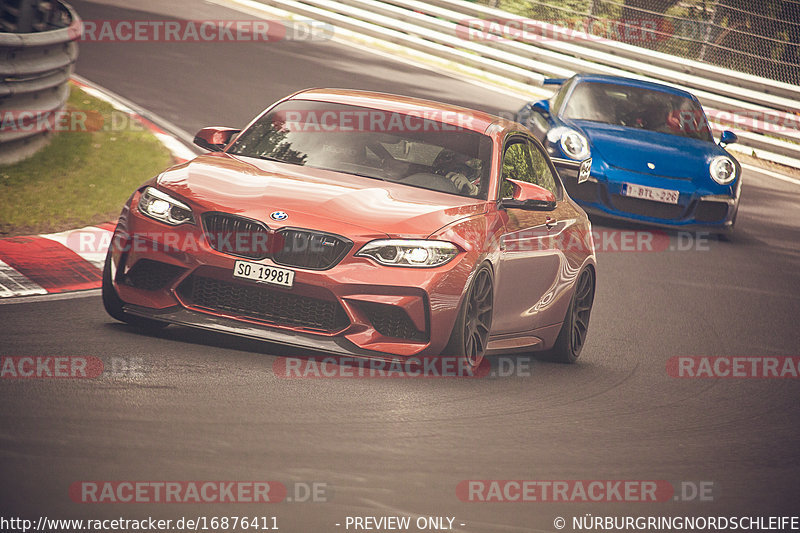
[464,267,493,367]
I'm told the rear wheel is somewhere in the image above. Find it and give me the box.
[102,250,167,330]
[547,267,594,364]
[445,263,494,368]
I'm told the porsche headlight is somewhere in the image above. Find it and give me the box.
[709,156,736,185]
[548,127,590,160]
[356,240,459,268]
[138,187,194,225]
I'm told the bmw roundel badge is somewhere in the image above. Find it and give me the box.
[270,211,288,221]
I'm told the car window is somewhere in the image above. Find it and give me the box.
[562,82,617,123]
[562,81,713,141]
[527,141,559,196]
[500,139,559,198]
[377,140,442,166]
[501,142,531,198]
[550,78,573,115]
[228,100,493,199]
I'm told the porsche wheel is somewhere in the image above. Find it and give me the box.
[446,263,493,368]
[548,267,594,364]
[102,250,167,330]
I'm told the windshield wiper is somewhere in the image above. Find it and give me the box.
[344,171,390,182]
[312,166,391,182]
[255,155,289,163]
[226,151,288,164]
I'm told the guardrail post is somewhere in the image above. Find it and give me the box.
[0,0,81,165]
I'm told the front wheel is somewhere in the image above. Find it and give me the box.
[102,249,167,330]
[546,267,595,364]
[445,263,494,368]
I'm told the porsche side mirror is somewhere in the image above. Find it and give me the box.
[531,100,550,116]
[719,130,738,147]
[500,179,557,211]
[193,127,241,152]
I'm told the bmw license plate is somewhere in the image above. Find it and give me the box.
[233,260,294,288]
[623,183,679,204]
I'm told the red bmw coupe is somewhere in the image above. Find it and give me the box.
[102,89,596,365]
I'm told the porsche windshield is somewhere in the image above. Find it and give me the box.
[228,100,494,199]
[562,82,713,141]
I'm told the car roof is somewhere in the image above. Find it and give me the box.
[288,88,508,134]
[570,74,698,100]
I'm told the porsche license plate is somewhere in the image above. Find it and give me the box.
[233,260,294,288]
[623,183,679,204]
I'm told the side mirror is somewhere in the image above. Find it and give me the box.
[193,127,241,152]
[500,179,556,211]
[531,100,550,116]
[719,130,737,146]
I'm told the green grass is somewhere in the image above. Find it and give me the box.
[0,83,174,237]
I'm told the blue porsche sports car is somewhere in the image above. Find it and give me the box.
[516,74,741,233]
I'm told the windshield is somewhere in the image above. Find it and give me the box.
[562,81,713,141]
[228,100,494,199]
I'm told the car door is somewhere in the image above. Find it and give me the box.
[492,135,565,335]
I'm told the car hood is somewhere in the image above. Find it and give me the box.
[157,153,487,238]
[570,120,715,180]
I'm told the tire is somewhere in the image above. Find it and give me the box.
[547,267,595,364]
[718,204,738,240]
[444,263,494,368]
[717,213,736,242]
[102,249,168,330]
[717,230,734,242]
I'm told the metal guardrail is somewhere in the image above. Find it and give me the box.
[0,1,81,165]
[261,0,800,167]
[416,0,800,105]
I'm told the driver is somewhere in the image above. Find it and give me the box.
[432,149,482,196]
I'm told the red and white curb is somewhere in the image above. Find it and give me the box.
[0,77,198,299]
[0,223,114,297]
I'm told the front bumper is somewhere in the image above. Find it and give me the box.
[559,166,739,232]
[124,304,398,359]
[109,203,473,358]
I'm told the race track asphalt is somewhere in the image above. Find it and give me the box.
[1,1,799,531]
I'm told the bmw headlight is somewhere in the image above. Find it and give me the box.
[356,240,459,268]
[548,127,590,160]
[709,156,736,185]
[137,187,194,225]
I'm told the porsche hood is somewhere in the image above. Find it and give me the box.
[571,120,716,181]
